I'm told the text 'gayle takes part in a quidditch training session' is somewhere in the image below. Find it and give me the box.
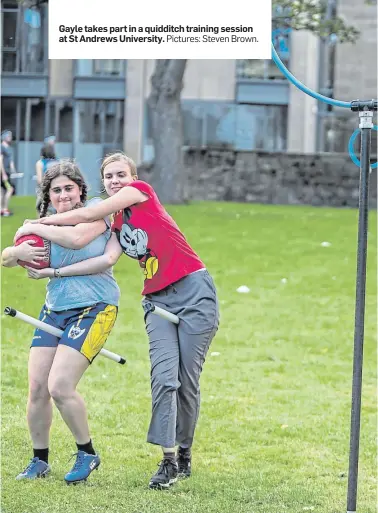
[58,24,259,44]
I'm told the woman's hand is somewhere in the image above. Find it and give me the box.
[14,223,38,242]
[25,266,54,280]
[23,218,43,225]
[15,241,47,266]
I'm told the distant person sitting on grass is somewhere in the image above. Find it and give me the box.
[24,151,220,490]
[2,161,122,484]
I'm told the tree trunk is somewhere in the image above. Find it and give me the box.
[148,60,187,204]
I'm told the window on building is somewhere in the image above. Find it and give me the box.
[29,99,47,141]
[235,104,288,151]
[1,98,76,143]
[1,2,47,73]
[1,97,30,141]
[182,102,236,149]
[75,60,125,77]
[321,113,378,154]
[146,101,288,152]
[236,28,290,80]
[1,97,19,139]
[237,6,290,81]
[236,57,289,80]
[93,60,124,76]
[181,101,288,151]
[2,6,18,72]
[46,100,74,143]
[77,100,124,144]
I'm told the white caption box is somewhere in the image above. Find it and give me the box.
[49,0,271,59]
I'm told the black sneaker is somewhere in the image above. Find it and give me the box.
[177,448,192,478]
[149,458,178,489]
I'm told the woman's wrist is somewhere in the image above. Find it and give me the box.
[29,223,42,235]
[53,268,61,278]
[12,246,20,260]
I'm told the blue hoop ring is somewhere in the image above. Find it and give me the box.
[348,126,378,169]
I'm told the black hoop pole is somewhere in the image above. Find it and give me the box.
[346,102,376,513]
[271,42,377,513]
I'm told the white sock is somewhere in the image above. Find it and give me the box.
[162,447,176,460]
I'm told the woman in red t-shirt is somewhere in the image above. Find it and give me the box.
[25,152,220,490]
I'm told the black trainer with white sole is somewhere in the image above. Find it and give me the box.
[149,458,178,489]
[177,448,192,478]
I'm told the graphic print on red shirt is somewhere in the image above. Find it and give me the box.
[111,181,204,295]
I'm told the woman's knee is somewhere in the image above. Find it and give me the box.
[48,376,73,405]
[28,378,50,404]
[151,363,180,391]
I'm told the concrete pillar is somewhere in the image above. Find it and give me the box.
[49,60,73,97]
[124,60,148,165]
[287,31,319,153]
[334,0,377,100]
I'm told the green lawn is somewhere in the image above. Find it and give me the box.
[1,197,376,513]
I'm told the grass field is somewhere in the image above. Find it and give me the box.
[1,197,377,513]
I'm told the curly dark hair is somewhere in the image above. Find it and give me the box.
[39,160,88,218]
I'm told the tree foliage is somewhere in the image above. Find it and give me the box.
[273,1,361,42]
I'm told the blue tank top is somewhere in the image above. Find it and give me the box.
[41,158,58,174]
[45,197,120,311]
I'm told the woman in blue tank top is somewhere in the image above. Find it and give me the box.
[2,161,122,485]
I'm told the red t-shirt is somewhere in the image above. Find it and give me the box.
[111,180,205,295]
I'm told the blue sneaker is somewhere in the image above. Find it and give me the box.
[64,451,100,484]
[16,457,51,480]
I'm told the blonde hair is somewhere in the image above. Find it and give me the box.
[100,152,138,178]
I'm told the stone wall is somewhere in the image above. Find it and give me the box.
[139,149,377,208]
